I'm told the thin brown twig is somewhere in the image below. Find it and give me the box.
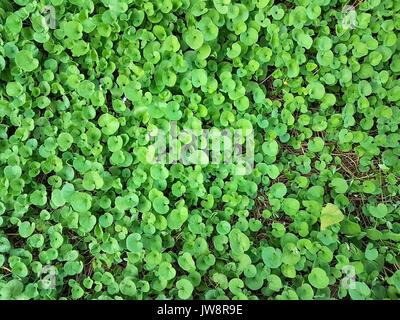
[1,266,21,280]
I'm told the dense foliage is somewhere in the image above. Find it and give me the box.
[1,0,400,300]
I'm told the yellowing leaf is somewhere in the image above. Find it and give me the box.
[320,203,344,231]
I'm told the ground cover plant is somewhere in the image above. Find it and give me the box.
[0,0,400,300]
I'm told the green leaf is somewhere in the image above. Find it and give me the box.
[330,178,349,194]
[126,233,143,253]
[262,247,282,269]
[340,219,361,235]
[57,133,73,151]
[71,192,92,213]
[320,203,344,231]
[282,198,300,216]
[176,279,194,299]
[15,50,39,72]
[6,14,22,34]
[307,82,325,100]
[308,268,329,289]
[18,221,35,238]
[30,190,47,207]
[12,262,28,278]
[183,28,204,50]
[63,21,83,39]
[270,183,287,199]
